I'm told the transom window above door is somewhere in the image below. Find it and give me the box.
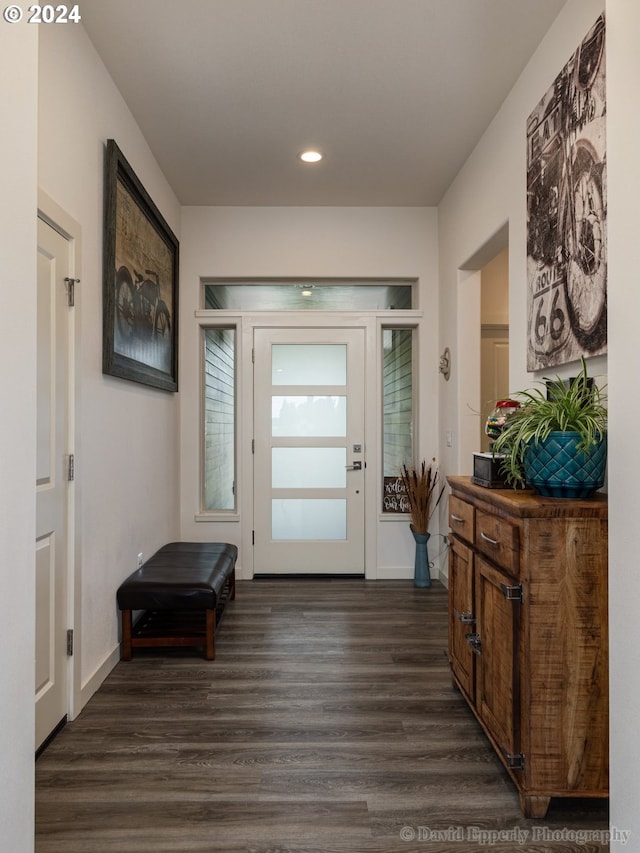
[202,279,415,311]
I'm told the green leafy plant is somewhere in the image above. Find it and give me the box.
[400,458,445,534]
[491,357,607,488]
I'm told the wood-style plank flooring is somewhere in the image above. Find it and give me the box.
[35,579,609,852]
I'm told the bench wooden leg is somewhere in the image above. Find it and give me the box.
[121,609,133,661]
[205,609,216,660]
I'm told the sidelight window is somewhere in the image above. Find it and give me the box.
[202,327,236,512]
[382,327,415,512]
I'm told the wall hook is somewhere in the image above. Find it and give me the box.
[439,347,451,381]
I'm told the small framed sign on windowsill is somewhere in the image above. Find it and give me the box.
[383,476,411,513]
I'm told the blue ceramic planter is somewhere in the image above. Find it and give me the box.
[523,431,607,499]
[411,527,431,587]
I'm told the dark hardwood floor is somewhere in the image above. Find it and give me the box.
[35,579,609,852]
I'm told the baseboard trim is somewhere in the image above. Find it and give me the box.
[78,644,120,713]
[35,715,67,760]
[253,573,365,580]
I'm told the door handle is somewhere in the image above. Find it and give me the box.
[346,461,362,471]
[454,608,475,624]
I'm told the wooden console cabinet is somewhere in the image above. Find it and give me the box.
[447,476,608,818]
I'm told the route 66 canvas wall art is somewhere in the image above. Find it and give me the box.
[526,14,606,370]
[103,139,179,391]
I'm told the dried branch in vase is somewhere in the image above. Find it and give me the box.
[400,458,445,535]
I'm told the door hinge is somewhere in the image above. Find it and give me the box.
[252,530,255,545]
[67,454,75,482]
[252,348,255,363]
[64,277,80,307]
[500,582,523,603]
[252,439,255,454]
[502,749,525,771]
[66,629,74,656]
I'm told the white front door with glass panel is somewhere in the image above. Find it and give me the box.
[254,328,365,574]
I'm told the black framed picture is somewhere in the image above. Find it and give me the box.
[103,139,179,391]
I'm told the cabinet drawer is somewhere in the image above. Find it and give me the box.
[476,511,519,575]
[449,495,474,544]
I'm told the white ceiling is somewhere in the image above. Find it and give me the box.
[81,0,566,206]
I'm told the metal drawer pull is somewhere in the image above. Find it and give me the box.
[450,514,465,523]
[465,632,482,654]
[480,531,499,546]
[454,608,475,624]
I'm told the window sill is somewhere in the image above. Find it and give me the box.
[194,512,240,523]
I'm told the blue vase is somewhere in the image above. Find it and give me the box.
[411,527,431,588]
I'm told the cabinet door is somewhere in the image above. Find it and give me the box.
[476,556,521,765]
[448,536,475,699]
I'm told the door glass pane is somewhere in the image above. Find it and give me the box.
[272,396,346,437]
[272,344,346,385]
[272,448,346,489]
[272,499,347,540]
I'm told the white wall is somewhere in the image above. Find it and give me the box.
[438,0,607,484]
[606,1,640,846]
[4,2,635,847]
[179,206,440,578]
[38,23,181,695]
[0,17,38,853]
[438,0,639,844]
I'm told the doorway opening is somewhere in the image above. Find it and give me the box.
[457,223,510,470]
[480,247,510,451]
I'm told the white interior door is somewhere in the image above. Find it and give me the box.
[35,217,71,750]
[254,328,365,574]
[480,326,510,452]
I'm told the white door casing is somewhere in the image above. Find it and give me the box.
[253,327,365,574]
[35,216,72,749]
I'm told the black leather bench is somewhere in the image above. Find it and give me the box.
[116,542,237,660]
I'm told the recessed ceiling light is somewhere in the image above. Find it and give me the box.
[299,150,323,163]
